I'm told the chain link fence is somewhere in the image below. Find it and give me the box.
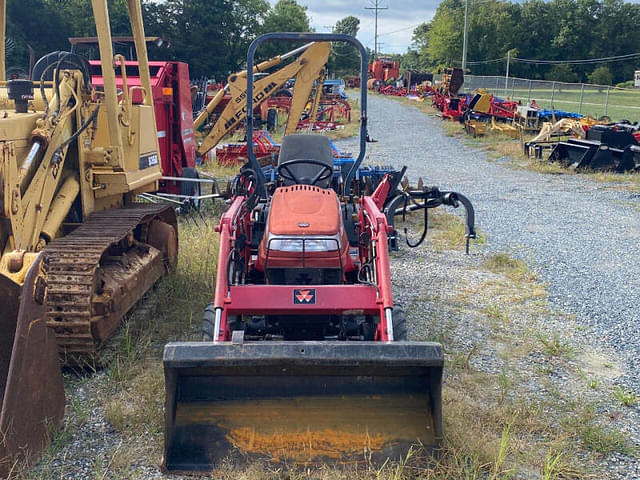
[460,75,640,122]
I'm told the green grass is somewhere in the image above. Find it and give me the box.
[576,423,632,455]
[476,85,640,122]
[611,385,638,407]
[538,333,575,358]
[97,213,221,470]
[484,304,511,325]
[484,253,536,283]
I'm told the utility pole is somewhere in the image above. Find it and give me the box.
[365,0,388,59]
[504,50,510,98]
[462,0,469,72]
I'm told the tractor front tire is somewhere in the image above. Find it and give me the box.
[202,303,215,341]
[392,306,408,341]
[202,304,243,341]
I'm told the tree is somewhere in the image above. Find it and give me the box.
[411,23,430,53]
[546,64,578,83]
[588,66,612,86]
[262,0,310,32]
[152,0,269,80]
[6,0,70,74]
[404,23,433,71]
[259,0,311,59]
[404,0,640,84]
[328,16,360,76]
[426,0,463,66]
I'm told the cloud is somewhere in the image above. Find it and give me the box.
[267,0,436,53]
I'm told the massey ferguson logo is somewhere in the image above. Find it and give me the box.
[293,289,315,304]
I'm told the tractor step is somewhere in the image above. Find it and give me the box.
[162,341,443,473]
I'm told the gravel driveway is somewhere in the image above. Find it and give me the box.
[339,94,640,392]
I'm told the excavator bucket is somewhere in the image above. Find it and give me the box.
[163,341,443,473]
[0,256,65,476]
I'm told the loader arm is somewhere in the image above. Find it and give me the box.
[196,42,330,157]
[0,71,86,289]
[8,73,83,251]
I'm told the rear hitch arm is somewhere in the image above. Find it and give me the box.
[395,187,477,253]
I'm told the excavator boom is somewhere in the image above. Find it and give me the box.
[196,42,330,157]
[192,42,314,131]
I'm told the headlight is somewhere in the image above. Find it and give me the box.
[269,238,338,252]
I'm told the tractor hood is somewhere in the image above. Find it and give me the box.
[268,185,341,236]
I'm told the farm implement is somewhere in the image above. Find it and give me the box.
[163,33,476,473]
[547,123,640,172]
[215,130,281,167]
[381,85,408,96]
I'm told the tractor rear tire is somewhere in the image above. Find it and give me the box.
[267,108,278,131]
[180,167,201,211]
[392,306,408,341]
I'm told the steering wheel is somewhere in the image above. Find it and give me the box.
[277,159,333,186]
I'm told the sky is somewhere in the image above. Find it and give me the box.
[267,0,437,54]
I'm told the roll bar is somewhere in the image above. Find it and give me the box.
[246,32,368,198]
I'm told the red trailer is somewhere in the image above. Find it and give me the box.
[89,60,197,195]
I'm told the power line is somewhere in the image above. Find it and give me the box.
[514,52,640,65]
[364,0,388,59]
[377,23,422,37]
[464,57,507,65]
[464,52,640,66]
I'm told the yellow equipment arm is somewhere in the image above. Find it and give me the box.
[193,42,315,131]
[196,42,330,157]
[1,72,82,255]
[287,65,326,135]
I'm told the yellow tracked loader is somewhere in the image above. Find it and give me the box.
[0,0,177,473]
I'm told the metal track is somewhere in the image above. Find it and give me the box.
[43,203,175,365]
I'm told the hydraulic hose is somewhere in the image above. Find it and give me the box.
[395,188,477,253]
[51,104,101,178]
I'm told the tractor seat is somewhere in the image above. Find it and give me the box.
[278,134,334,188]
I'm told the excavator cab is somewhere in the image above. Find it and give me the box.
[163,33,445,473]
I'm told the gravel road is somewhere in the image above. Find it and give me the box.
[339,94,640,394]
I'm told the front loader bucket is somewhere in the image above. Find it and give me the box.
[548,140,597,169]
[163,341,443,473]
[0,256,65,475]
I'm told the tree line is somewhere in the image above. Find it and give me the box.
[401,0,640,86]
[5,0,360,81]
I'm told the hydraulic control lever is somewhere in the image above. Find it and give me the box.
[395,186,476,253]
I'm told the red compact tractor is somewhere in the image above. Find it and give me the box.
[163,33,476,472]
